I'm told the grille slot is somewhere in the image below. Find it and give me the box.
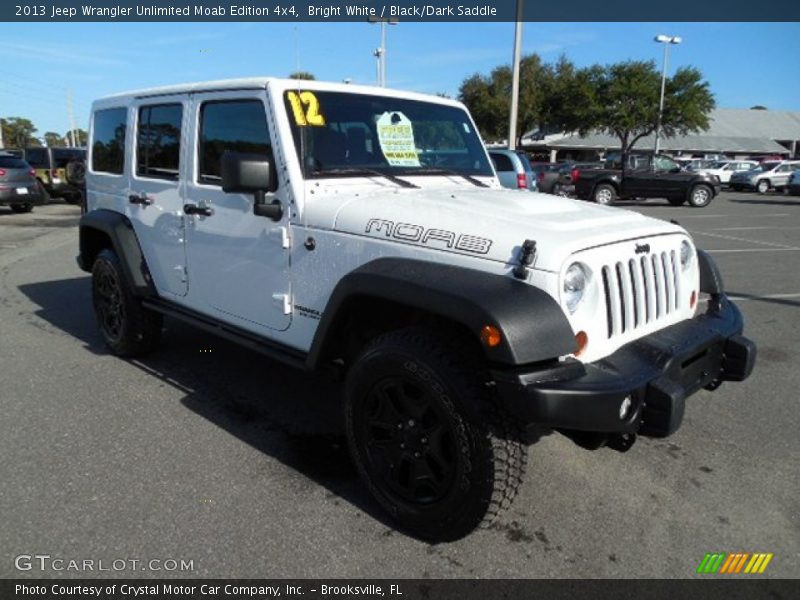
[601,245,682,340]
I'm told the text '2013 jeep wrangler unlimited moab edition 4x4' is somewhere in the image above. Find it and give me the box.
[78,79,755,541]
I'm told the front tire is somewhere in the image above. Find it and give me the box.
[688,184,713,208]
[757,180,770,194]
[345,328,526,542]
[91,248,162,357]
[593,183,617,205]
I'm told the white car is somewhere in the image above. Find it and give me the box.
[696,160,759,184]
[78,78,755,541]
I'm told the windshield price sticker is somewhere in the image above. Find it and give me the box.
[287,91,325,126]
[376,112,420,167]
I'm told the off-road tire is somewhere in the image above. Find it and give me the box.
[593,183,617,205]
[10,203,33,213]
[687,184,713,208]
[757,180,770,194]
[668,198,685,206]
[91,248,162,357]
[36,180,51,204]
[345,327,526,542]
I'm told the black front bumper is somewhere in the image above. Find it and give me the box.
[492,295,756,438]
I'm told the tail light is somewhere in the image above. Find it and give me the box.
[517,173,527,189]
[51,169,58,177]
[0,168,6,177]
[29,168,36,177]
[537,171,545,182]
[571,168,580,182]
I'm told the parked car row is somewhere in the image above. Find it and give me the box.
[2,146,86,206]
[484,148,799,204]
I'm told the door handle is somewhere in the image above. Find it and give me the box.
[183,203,214,217]
[128,193,152,205]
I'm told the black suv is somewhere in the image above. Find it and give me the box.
[18,147,86,204]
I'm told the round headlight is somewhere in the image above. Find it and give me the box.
[680,240,693,271]
[564,262,587,313]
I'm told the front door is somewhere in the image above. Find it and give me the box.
[128,96,189,297]
[183,90,291,332]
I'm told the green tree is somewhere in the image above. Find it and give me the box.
[44,132,65,147]
[458,54,597,146]
[288,71,316,80]
[750,105,767,110]
[64,129,88,146]
[2,117,39,148]
[590,61,715,163]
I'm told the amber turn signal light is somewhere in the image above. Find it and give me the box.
[574,331,588,356]
[480,325,502,348]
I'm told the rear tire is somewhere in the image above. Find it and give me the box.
[688,184,713,208]
[91,248,162,357]
[36,180,51,204]
[10,203,33,213]
[345,327,526,542]
[593,183,617,205]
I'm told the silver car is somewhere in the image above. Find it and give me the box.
[488,149,537,191]
[730,160,800,193]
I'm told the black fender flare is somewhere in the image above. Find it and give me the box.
[306,257,577,369]
[698,249,724,295]
[77,209,155,297]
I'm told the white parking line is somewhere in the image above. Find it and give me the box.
[690,229,800,250]
[708,226,800,231]
[707,248,800,253]
[671,213,791,219]
[729,293,800,301]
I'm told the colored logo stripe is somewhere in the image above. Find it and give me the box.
[697,552,773,574]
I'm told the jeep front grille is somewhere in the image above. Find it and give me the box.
[600,251,681,338]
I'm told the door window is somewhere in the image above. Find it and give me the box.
[490,153,514,172]
[136,104,183,180]
[197,100,271,185]
[91,108,127,174]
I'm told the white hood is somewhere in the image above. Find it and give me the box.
[327,185,685,272]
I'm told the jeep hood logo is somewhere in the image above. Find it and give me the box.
[365,218,492,255]
[635,243,651,254]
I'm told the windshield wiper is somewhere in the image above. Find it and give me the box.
[411,168,489,188]
[311,167,419,189]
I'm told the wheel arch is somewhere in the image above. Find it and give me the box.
[78,209,155,297]
[307,257,577,371]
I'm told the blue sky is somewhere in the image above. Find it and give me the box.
[1,21,799,140]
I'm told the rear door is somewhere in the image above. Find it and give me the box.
[127,96,189,298]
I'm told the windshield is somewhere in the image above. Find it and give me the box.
[283,90,493,179]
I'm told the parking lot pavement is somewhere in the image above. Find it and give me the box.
[1,192,798,579]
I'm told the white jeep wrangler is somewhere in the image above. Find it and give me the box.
[79,78,755,541]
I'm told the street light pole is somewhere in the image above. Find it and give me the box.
[369,17,398,87]
[508,0,524,150]
[654,34,681,155]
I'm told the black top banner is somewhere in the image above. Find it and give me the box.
[3,0,800,22]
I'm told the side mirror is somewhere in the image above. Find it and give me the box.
[221,151,281,220]
[221,151,277,194]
